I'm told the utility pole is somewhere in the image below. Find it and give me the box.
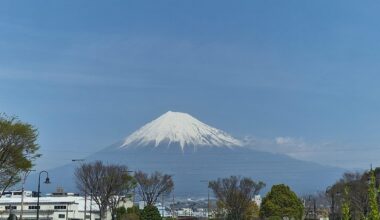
[161,194,164,217]
[331,192,335,220]
[207,188,210,219]
[200,180,210,219]
[72,159,86,219]
[89,191,93,220]
[172,194,175,218]
[20,169,35,220]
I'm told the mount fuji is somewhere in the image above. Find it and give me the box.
[34,111,344,197]
[121,111,242,150]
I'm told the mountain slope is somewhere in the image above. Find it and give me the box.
[28,111,344,197]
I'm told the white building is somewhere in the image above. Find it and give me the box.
[0,190,133,220]
[253,195,262,207]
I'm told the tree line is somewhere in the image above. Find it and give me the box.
[324,168,380,220]
[0,114,306,220]
[75,160,305,220]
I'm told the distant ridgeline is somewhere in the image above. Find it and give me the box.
[29,111,344,197]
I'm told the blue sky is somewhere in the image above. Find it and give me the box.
[1,0,380,169]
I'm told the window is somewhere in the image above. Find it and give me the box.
[58,214,65,218]
[5,206,16,210]
[54,205,67,209]
[28,206,40,210]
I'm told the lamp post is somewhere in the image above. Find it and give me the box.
[119,170,135,205]
[89,190,93,220]
[20,169,35,220]
[200,180,210,219]
[36,171,50,220]
[326,186,341,220]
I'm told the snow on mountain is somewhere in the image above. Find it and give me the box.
[121,111,242,149]
[39,111,344,197]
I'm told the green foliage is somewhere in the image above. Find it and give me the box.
[125,213,140,220]
[0,115,40,191]
[260,184,304,220]
[326,171,371,220]
[266,216,282,220]
[116,206,141,220]
[244,201,260,219]
[7,214,17,220]
[342,186,351,220]
[141,205,162,220]
[368,170,379,220]
[127,206,141,216]
[116,207,127,220]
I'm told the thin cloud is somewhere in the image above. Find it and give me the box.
[243,136,379,169]
[0,68,170,89]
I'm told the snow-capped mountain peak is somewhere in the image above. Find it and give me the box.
[121,111,242,149]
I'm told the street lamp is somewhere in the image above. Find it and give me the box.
[125,170,135,205]
[36,171,50,220]
[200,180,210,219]
[20,169,35,220]
[326,186,341,220]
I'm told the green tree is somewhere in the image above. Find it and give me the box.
[260,184,304,220]
[245,201,260,219]
[0,115,40,193]
[114,206,141,220]
[342,186,350,220]
[125,213,140,220]
[326,171,370,220]
[127,206,141,216]
[116,207,127,220]
[140,205,162,220]
[368,170,379,220]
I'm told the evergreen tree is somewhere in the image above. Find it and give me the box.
[141,205,162,220]
[260,184,304,220]
[342,186,350,220]
[368,170,379,220]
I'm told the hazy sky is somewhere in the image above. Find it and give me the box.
[2,1,380,170]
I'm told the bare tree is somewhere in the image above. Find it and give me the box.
[134,171,174,206]
[75,161,134,220]
[209,176,265,220]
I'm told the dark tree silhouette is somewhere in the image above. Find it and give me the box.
[134,171,174,206]
[208,176,265,220]
[75,161,134,219]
